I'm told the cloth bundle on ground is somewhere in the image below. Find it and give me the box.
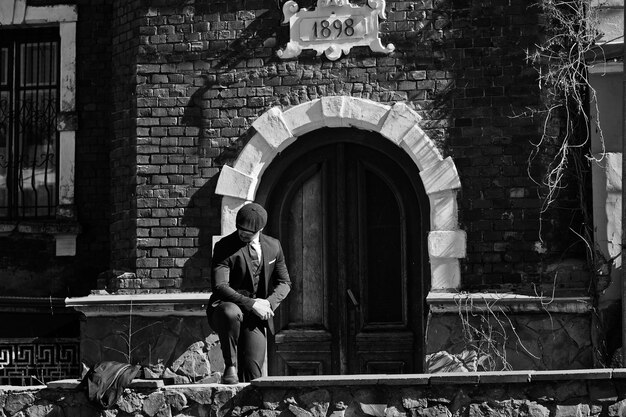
[78,361,141,409]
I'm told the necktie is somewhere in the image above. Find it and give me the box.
[249,242,262,293]
[249,242,260,262]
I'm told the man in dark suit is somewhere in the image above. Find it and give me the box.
[207,203,291,384]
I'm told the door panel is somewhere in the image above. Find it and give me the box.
[260,128,427,375]
[271,160,334,375]
[346,146,416,373]
[285,168,327,328]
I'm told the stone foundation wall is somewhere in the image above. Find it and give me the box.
[5,370,626,417]
[77,309,594,375]
[426,312,593,370]
[80,315,223,383]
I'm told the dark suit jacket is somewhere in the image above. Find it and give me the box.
[208,231,291,333]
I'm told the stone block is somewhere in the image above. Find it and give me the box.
[430,258,461,290]
[379,102,422,144]
[321,96,350,128]
[26,403,60,417]
[402,388,426,409]
[283,100,326,136]
[252,107,293,150]
[398,125,442,172]
[524,402,550,417]
[118,391,144,414]
[343,97,389,131]
[143,392,167,417]
[233,133,278,179]
[300,389,331,417]
[421,405,452,417]
[360,404,386,417]
[604,153,622,192]
[165,390,188,412]
[420,157,461,195]
[555,404,590,417]
[171,342,211,380]
[5,392,36,415]
[428,231,467,258]
[429,191,459,231]
[220,196,248,236]
[215,166,254,201]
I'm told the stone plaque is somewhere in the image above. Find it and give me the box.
[278,0,395,61]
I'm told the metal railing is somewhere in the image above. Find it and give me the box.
[0,28,59,219]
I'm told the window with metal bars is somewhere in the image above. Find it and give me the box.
[0,28,60,219]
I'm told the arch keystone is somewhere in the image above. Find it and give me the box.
[321,96,350,127]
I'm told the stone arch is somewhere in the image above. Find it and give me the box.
[214,96,465,290]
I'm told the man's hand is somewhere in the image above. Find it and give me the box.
[252,299,274,320]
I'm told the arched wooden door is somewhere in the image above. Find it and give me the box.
[257,128,429,375]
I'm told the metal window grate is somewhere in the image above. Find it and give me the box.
[0,28,60,219]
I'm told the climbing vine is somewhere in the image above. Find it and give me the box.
[524,0,605,234]
[525,0,618,366]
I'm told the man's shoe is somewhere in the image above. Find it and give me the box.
[221,366,239,384]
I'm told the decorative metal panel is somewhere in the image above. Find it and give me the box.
[0,339,80,386]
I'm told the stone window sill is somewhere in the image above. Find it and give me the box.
[426,291,592,314]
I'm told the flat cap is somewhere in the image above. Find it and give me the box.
[236,203,267,233]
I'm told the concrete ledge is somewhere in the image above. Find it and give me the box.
[65,293,211,317]
[426,291,593,314]
[46,379,166,390]
[251,369,626,387]
[253,374,429,387]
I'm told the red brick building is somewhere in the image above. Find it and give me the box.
[0,0,616,382]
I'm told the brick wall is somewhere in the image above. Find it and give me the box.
[110,0,143,271]
[105,0,586,292]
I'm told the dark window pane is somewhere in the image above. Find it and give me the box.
[365,169,404,324]
[0,48,7,86]
[20,42,58,87]
[0,91,8,217]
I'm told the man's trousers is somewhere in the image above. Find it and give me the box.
[208,301,266,382]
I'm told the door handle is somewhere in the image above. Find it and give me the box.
[347,289,359,308]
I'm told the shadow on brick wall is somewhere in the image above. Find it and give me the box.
[180,175,220,291]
